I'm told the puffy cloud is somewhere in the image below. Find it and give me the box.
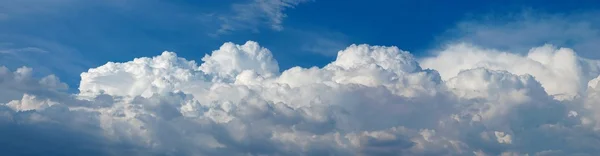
[200,41,280,80]
[421,43,600,100]
[0,66,68,103]
[2,41,600,155]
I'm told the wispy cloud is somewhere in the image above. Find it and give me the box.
[0,0,199,85]
[0,36,91,85]
[0,45,48,54]
[438,10,600,58]
[213,0,312,35]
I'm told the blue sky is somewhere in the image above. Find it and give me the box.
[1,0,600,88]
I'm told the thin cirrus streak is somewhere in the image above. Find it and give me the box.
[1,41,600,155]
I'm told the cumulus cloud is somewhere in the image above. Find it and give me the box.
[2,41,600,155]
[0,66,68,103]
[421,43,600,100]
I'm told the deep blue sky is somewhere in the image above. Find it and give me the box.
[1,0,599,88]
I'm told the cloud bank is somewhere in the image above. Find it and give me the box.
[2,41,600,155]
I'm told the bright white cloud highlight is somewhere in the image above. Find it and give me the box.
[2,41,600,155]
[421,43,600,100]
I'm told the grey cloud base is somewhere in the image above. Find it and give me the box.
[2,41,600,155]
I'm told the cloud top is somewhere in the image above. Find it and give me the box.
[2,41,600,155]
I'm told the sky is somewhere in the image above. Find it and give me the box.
[2,0,600,155]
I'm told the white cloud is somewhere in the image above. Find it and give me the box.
[2,41,600,155]
[421,43,600,100]
[0,66,68,103]
[200,41,280,80]
[215,0,311,35]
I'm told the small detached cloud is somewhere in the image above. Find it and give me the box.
[213,0,312,35]
[2,40,600,155]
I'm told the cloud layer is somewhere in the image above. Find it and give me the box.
[2,41,600,155]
